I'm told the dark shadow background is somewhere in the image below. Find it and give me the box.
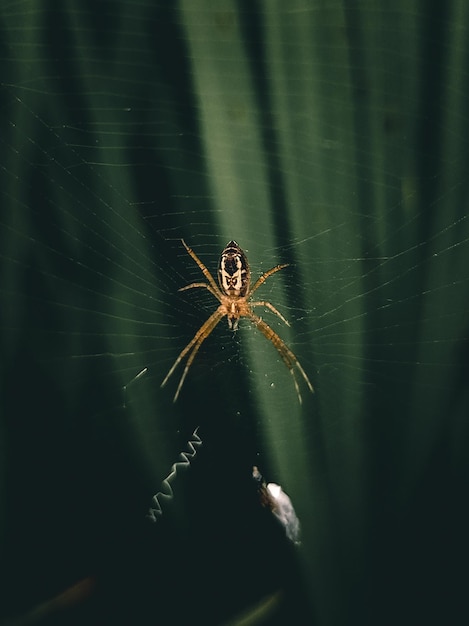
[1,2,469,625]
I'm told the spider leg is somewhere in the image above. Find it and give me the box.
[179,281,222,302]
[249,313,313,404]
[161,306,225,402]
[249,301,290,327]
[181,239,221,296]
[249,263,289,297]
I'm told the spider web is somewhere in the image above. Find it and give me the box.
[1,2,468,625]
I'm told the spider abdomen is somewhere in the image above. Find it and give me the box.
[218,240,251,297]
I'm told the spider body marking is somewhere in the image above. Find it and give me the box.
[161,240,314,403]
[218,241,250,328]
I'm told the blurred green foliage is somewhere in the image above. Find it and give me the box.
[1,2,468,625]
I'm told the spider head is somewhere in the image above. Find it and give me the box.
[227,316,239,331]
[218,241,250,297]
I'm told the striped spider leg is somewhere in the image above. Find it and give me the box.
[161,239,314,403]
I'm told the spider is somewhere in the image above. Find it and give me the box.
[161,240,314,403]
